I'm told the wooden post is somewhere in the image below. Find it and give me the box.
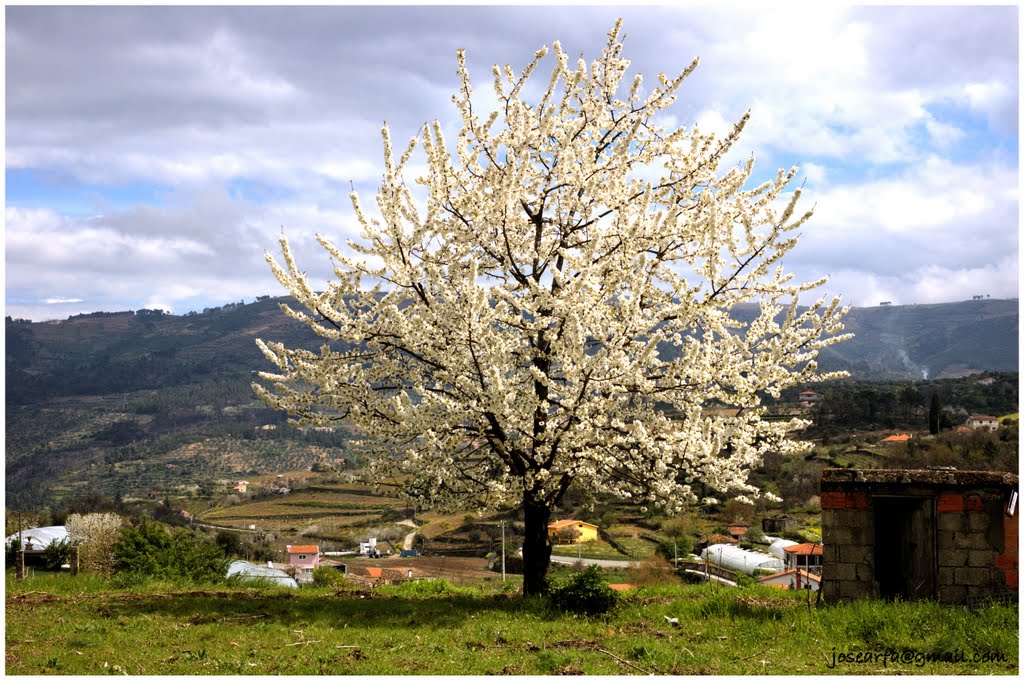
[15,550,25,580]
[70,546,80,575]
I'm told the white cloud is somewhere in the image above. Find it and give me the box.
[3,5,1018,319]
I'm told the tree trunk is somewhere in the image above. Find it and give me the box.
[521,494,552,596]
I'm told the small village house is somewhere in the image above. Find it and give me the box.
[758,568,821,591]
[782,543,824,572]
[880,433,911,444]
[798,390,824,407]
[347,565,429,587]
[285,544,320,581]
[966,414,1000,432]
[232,480,249,493]
[359,537,382,557]
[727,525,749,541]
[762,515,795,534]
[547,519,599,544]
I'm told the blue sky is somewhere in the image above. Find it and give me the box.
[4,4,1019,321]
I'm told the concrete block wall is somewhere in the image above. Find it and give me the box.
[821,496,876,602]
[820,469,1018,604]
[935,491,1016,602]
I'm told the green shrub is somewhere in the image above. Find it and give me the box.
[734,573,756,588]
[111,518,228,583]
[5,536,22,568]
[547,565,618,616]
[311,566,358,590]
[42,537,73,571]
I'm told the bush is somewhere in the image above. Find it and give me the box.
[42,537,73,571]
[312,566,358,590]
[734,573,756,588]
[547,565,618,616]
[5,536,22,568]
[624,555,681,586]
[655,535,694,562]
[111,518,228,583]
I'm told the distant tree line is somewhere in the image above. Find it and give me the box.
[790,373,1018,435]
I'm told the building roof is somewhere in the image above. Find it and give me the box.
[783,543,824,556]
[758,568,821,584]
[547,519,598,530]
[728,525,749,535]
[880,433,911,442]
[608,583,636,591]
[286,544,319,554]
[969,414,998,421]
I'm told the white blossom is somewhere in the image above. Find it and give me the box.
[254,20,850,582]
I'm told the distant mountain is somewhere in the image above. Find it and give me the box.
[816,298,1018,380]
[7,297,1018,405]
[4,296,1017,511]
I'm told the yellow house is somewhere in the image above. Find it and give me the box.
[547,519,599,544]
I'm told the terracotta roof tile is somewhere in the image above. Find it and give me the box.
[286,545,319,554]
[782,543,823,555]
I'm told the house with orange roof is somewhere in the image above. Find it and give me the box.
[547,519,599,544]
[880,433,911,444]
[798,391,824,407]
[285,544,320,581]
[728,525,749,541]
[782,543,823,572]
[758,568,821,591]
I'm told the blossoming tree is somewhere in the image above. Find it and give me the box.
[253,21,850,595]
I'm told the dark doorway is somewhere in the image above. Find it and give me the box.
[873,496,936,600]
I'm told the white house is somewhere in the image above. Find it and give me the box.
[798,391,824,407]
[967,415,1000,432]
[782,543,823,572]
[758,568,821,591]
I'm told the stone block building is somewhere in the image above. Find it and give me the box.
[820,468,1018,604]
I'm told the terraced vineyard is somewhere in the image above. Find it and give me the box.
[198,482,409,541]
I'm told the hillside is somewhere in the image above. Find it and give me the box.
[5,297,1018,511]
[7,297,1018,404]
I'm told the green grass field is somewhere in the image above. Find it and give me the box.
[5,572,1017,675]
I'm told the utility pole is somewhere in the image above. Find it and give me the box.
[500,521,506,583]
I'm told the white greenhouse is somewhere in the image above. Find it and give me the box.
[4,526,69,554]
[700,543,785,575]
[767,538,799,560]
[226,560,299,588]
